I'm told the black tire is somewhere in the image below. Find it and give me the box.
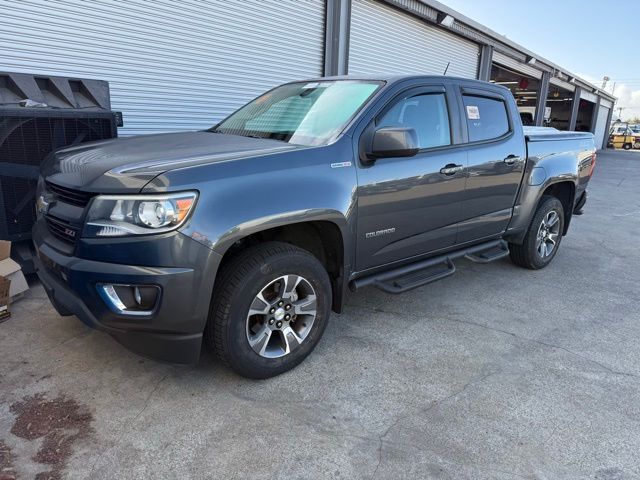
[205,241,331,379]
[509,196,565,270]
[624,143,632,150]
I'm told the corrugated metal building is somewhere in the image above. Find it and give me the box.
[0,0,616,147]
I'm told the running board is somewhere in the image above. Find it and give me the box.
[350,239,509,294]
[464,240,509,263]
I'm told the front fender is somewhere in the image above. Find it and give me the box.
[210,208,350,255]
[143,140,357,269]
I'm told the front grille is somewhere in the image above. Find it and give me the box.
[46,181,96,208]
[45,215,80,245]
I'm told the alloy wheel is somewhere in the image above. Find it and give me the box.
[245,274,317,358]
[536,210,560,258]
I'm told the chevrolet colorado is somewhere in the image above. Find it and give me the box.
[33,76,596,378]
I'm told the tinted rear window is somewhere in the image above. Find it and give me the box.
[463,95,510,142]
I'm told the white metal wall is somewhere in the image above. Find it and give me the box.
[349,0,480,78]
[593,105,611,149]
[0,0,325,136]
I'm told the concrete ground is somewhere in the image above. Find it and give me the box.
[1,149,640,480]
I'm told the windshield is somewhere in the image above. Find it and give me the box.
[211,80,382,146]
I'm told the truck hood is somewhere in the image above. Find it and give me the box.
[42,131,299,192]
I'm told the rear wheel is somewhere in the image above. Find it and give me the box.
[624,143,632,150]
[509,196,565,270]
[205,242,331,379]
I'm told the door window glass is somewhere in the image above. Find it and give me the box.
[378,93,451,149]
[462,95,510,142]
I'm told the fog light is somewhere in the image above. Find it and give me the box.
[97,283,160,316]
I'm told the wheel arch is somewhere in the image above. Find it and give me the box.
[506,177,577,244]
[540,180,576,235]
[215,216,349,313]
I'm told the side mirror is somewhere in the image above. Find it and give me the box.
[368,127,420,160]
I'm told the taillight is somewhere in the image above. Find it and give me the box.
[588,152,597,176]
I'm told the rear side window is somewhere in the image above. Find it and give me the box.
[378,93,451,149]
[462,95,510,142]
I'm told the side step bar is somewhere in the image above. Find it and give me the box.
[350,239,509,294]
[464,241,509,264]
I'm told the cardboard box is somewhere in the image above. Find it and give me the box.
[0,240,10,261]
[0,275,10,321]
[0,258,28,298]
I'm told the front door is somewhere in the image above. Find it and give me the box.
[355,85,467,271]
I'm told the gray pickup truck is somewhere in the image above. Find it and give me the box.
[33,75,596,378]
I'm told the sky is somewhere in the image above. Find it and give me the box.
[442,0,639,120]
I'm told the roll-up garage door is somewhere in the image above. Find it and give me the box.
[550,77,575,92]
[601,98,614,110]
[593,105,611,149]
[492,52,542,79]
[580,90,598,103]
[0,0,325,136]
[349,0,480,78]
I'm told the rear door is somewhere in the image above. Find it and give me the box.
[456,86,527,243]
[355,83,467,271]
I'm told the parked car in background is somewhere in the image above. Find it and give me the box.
[608,123,640,149]
[33,76,596,378]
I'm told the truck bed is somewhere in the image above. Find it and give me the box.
[523,126,595,142]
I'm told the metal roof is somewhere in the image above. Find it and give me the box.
[413,0,616,102]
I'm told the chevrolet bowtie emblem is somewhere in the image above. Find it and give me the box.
[37,194,55,215]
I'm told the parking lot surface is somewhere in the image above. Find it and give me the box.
[1,149,639,480]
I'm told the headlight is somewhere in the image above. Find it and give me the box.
[83,191,198,237]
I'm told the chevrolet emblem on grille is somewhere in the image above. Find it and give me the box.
[37,194,55,215]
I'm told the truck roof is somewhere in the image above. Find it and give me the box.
[295,74,487,84]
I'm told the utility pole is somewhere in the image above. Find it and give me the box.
[617,106,625,120]
[601,76,610,89]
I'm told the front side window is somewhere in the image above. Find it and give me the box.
[378,93,451,149]
[212,80,382,146]
[463,95,510,142]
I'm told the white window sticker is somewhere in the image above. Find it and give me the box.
[466,105,480,120]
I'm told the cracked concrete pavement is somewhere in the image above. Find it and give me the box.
[1,149,639,479]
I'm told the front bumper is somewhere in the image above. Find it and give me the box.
[33,220,221,364]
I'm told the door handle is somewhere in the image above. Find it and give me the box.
[440,164,464,175]
[503,154,519,165]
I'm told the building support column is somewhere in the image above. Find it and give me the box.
[568,86,582,131]
[590,96,601,133]
[477,45,493,81]
[324,0,351,76]
[602,105,614,149]
[535,71,550,126]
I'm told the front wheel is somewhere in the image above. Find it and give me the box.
[205,242,331,379]
[509,196,565,270]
